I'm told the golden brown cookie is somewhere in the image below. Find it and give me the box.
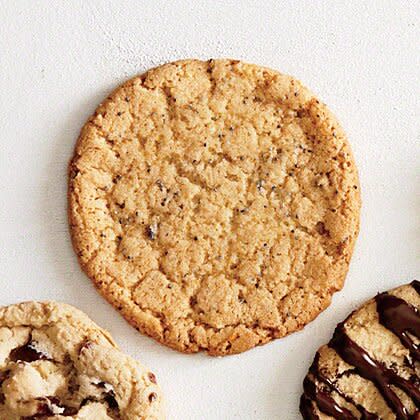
[0,301,164,419]
[300,280,420,419]
[69,59,360,355]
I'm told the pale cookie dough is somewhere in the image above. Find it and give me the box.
[300,280,420,419]
[0,301,163,419]
[69,59,361,355]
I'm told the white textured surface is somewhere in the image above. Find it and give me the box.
[0,1,418,419]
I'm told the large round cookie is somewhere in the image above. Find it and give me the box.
[0,301,163,419]
[300,280,420,419]
[69,59,360,355]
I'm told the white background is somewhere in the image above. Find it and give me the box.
[0,1,418,419]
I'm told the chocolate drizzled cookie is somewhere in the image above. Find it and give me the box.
[300,281,420,419]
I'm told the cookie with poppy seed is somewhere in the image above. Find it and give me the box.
[69,59,360,355]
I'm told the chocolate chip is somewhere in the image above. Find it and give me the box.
[80,397,95,407]
[10,340,49,363]
[148,372,157,384]
[44,397,78,416]
[26,396,77,418]
[104,390,119,410]
[79,340,93,354]
[33,400,55,416]
[148,392,157,403]
[62,406,78,416]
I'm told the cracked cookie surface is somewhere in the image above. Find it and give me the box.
[300,281,420,419]
[69,59,360,355]
[0,301,163,419]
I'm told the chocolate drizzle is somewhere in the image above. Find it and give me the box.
[299,393,320,420]
[376,292,420,361]
[302,376,357,419]
[300,352,379,420]
[315,355,379,420]
[411,280,420,295]
[330,323,419,420]
[300,281,420,420]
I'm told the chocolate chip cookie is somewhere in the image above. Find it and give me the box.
[300,280,420,419]
[69,59,360,355]
[0,301,163,419]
